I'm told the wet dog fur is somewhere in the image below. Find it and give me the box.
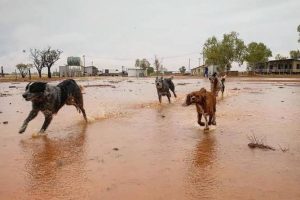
[155,77,177,103]
[185,88,216,130]
[19,79,87,134]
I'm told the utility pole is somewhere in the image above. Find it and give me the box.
[188,58,191,72]
[82,55,86,67]
[1,66,3,77]
[198,58,201,66]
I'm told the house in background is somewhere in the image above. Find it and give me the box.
[59,65,84,77]
[191,65,218,76]
[84,66,98,76]
[255,59,300,74]
[59,56,84,77]
[102,68,122,76]
[191,65,205,76]
[127,68,147,77]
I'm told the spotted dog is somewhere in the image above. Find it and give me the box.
[185,88,216,130]
[19,79,87,134]
[155,76,177,103]
[209,72,226,97]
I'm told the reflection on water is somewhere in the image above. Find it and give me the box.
[20,123,89,199]
[186,134,217,199]
[193,134,216,168]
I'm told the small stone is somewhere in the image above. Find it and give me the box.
[161,115,166,118]
[113,147,119,151]
[3,121,8,124]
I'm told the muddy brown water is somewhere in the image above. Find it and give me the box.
[0,77,300,199]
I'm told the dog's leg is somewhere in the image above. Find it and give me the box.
[167,93,171,103]
[208,115,212,125]
[170,88,177,98]
[199,105,209,130]
[19,109,39,134]
[203,113,209,130]
[197,113,205,126]
[40,111,53,133]
[80,106,88,122]
[158,95,162,103]
[212,113,217,125]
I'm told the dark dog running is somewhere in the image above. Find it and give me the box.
[155,77,177,103]
[209,72,226,97]
[19,79,87,134]
[185,88,216,130]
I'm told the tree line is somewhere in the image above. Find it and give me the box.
[16,46,62,79]
[203,27,300,72]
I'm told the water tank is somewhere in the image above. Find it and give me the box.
[67,57,81,66]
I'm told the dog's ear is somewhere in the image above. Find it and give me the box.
[29,82,47,93]
[185,94,191,106]
[199,88,206,93]
[25,82,32,90]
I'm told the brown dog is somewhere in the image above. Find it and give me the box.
[185,88,216,130]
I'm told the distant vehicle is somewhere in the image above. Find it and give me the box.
[102,69,122,76]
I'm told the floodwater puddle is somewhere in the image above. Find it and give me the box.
[0,77,300,199]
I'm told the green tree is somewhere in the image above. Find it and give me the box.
[138,59,150,70]
[290,50,300,59]
[179,66,186,74]
[275,54,288,60]
[244,42,272,71]
[16,63,29,78]
[147,66,154,75]
[203,31,246,72]
[135,58,151,75]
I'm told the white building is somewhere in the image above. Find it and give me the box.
[102,68,122,76]
[59,65,84,77]
[84,66,98,76]
[127,68,147,77]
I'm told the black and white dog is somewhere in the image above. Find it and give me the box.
[209,72,226,97]
[155,77,177,103]
[19,79,87,134]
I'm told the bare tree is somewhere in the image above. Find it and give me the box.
[41,47,62,78]
[16,63,28,78]
[30,49,44,78]
[30,47,62,78]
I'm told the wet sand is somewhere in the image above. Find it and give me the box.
[0,77,300,199]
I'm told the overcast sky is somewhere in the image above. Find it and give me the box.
[0,0,299,72]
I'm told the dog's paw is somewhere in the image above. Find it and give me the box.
[19,126,26,134]
[199,122,205,126]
